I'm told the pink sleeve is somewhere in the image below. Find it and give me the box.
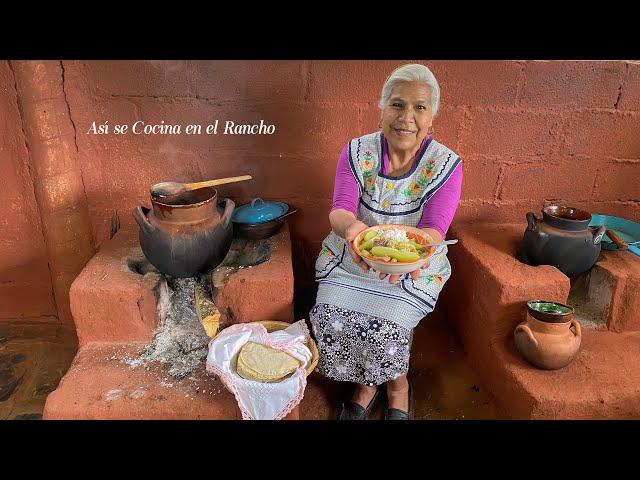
[417,162,463,237]
[330,143,359,215]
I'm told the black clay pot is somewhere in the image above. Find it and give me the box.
[233,217,285,240]
[132,187,235,278]
[523,205,606,276]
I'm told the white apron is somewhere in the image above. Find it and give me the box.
[315,131,461,330]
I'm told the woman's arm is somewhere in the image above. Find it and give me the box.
[330,209,367,240]
[329,143,368,238]
[329,143,370,271]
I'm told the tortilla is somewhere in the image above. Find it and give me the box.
[236,341,301,382]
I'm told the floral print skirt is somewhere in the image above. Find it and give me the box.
[309,303,412,386]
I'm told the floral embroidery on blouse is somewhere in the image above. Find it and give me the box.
[426,274,443,284]
[418,159,437,186]
[382,199,390,209]
[401,159,437,197]
[362,156,376,190]
[320,246,334,257]
[402,181,423,197]
[364,175,376,189]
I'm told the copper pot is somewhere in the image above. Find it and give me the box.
[132,187,235,278]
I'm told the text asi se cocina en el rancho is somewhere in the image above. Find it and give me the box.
[87,119,276,135]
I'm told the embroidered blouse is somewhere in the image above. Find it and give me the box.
[331,136,462,237]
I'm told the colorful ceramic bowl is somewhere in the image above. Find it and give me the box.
[352,224,436,275]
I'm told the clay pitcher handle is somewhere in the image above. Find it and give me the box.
[515,323,538,348]
[221,198,235,228]
[592,225,606,245]
[570,319,582,339]
[132,206,155,234]
[526,212,538,231]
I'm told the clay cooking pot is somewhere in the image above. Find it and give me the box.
[132,187,235,278]
[514,300,581,370]
[523,205,606,276]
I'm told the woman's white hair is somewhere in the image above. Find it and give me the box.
[378,64,440,116]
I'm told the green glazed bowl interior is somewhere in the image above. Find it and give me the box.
[527,301,573,315]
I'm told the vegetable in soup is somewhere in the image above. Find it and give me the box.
[357,227,427,262]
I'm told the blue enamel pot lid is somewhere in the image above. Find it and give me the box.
[231,198,289,224]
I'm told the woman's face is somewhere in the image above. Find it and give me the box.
[380,81,433,153]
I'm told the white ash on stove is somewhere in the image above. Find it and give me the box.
[126,277,211,379]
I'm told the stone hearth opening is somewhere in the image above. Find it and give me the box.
[567,268,614,331]
[126,254,160,276]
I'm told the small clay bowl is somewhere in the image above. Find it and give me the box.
[526,300,575,323]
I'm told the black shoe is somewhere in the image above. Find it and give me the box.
[338,386,382,420]
[383,382,414,420]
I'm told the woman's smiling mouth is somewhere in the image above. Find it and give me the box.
[394,128,416,137]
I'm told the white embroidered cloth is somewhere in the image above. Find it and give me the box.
[205,320,312,420]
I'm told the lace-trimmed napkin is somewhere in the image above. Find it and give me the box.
[206,320,312,420]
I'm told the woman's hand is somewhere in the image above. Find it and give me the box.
[344,220,371,273]
[377,261,430,284]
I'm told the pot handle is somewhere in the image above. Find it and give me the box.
[132,206,155,234]
[570,319,582,339]
[592,225,606,245]
[221,198,236,228]
[526,212,538,231]
[515,323,538,348]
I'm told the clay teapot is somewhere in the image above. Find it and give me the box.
[514,300,581,370]
[523,205,606,276]
[132,187,235,278]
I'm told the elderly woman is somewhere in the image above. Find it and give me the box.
[309,64,463,420]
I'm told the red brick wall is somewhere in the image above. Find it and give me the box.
[3,60,639,318]
[0,61,56,319]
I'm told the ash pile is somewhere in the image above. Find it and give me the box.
[126,277,210,378]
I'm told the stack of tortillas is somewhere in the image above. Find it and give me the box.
[236,341,301,382]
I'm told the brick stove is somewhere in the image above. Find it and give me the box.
[441,222,640,419]
[45,217,640,420]
[43,222,337,420]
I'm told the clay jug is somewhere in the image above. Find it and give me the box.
[514,300,581,370]
[523,205,606,276]
[132,187,235,278]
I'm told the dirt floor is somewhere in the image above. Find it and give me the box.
[0,319,78,420]
[329,308,506,420]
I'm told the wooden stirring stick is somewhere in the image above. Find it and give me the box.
[151,175,252,197]
[606,229,628,250]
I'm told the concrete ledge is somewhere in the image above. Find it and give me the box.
[442,222,640,418]
[214,223,295,325]
[69,228,163,345]
[43,343,240,419]
[589,250,640,332]
[43,342,343,420]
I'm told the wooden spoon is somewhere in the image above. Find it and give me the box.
[605,229,640,249]
[151,175,252,198]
